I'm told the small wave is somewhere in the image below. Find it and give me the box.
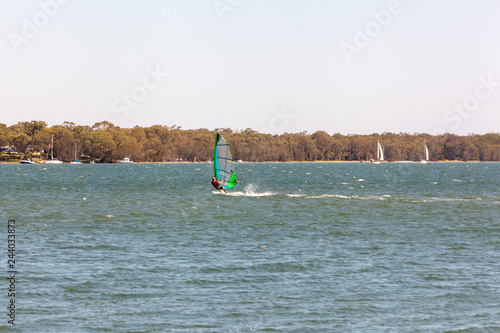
[309,194,354,199]
[306,194,393,200]
[430,197,471,202]
[284,193,394,200]
[409,197,484,203]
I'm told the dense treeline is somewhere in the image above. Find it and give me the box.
[1,121,500,162]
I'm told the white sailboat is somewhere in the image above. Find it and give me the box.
[420,142,429,164]
[371,140,384,164]
[70,143,82,164]
[45,135,63,164]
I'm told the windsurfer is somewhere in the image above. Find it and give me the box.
[211,177,227,194]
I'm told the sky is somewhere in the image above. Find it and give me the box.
[1,0,499,135]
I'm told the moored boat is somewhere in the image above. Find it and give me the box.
[45,135,63,164]
[118,157,133,163]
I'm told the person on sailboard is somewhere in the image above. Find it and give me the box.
[211,177,227,194]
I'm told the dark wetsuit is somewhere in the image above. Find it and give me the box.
[211,179,223,190]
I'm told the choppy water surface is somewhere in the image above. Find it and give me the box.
[1,162,499,332]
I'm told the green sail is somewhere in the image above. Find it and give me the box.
[213,133,236,190]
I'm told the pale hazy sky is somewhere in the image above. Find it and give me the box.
[1,0,499,135]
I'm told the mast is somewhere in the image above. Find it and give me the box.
[50,135,54,160]
[213,133,219,178]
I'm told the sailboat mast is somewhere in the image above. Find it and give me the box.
[377,141,379,160]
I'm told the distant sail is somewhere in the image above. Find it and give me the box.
[213,133,236,190]
[377,140,384,161]
[424,143,429,161]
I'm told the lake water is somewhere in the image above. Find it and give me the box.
[1,162,499,332]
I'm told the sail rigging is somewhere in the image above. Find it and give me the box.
[46,135,63,164]
[213,133,236,190]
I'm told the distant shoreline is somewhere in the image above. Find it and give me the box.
[1,160,495,165]
[2,121,499,162]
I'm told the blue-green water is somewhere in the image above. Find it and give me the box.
[1,162,499,332]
